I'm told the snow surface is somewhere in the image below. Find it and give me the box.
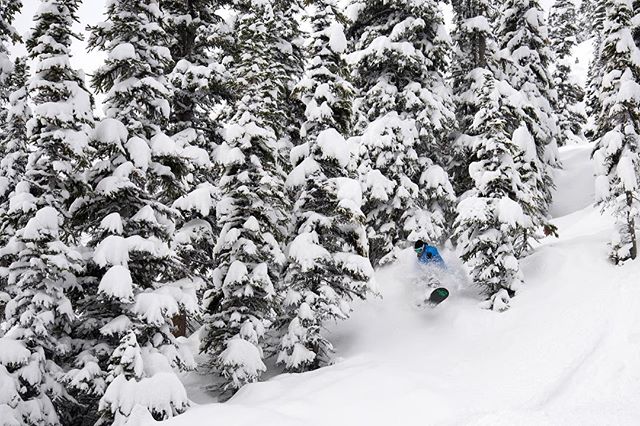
[154,144,640,425]
[550,143,595,217]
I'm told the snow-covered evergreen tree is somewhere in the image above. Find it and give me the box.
[162,0,231,334]
[495,0,560,255]
[200,0,290,394]
[592,0,640,264]
[454,70,526,311]
[450,0,495,195]
[277,1,374,372]
[583,0,607,128]
[162,0,229,147]
[549,0,587,146]
[579,0,607,41]
[66,1,199,423]
[349,0,457,266]
[0,336,38,424]
[0,0,21,114]
[0,58,30,317]
[0,1,93,423]
[273,0,306,150]
[224,0,305,152]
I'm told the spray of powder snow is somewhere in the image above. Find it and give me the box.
[390,247,471,310]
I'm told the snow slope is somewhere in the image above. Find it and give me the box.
[160,144,640,425]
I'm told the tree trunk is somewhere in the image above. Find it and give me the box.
[627,191,637,259]
[173,312,187,337]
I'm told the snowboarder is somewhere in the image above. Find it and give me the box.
[414,240,445,268]
[414,240,449,306]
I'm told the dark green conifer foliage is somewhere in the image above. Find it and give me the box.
[592,0,640,264]
[549,0,587,146]
[349,0,457,267]
[277,0,373,373]
[0,1,93,423]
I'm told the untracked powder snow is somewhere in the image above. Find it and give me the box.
[152,145,640,426]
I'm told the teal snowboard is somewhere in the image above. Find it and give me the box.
[426,287,449,306]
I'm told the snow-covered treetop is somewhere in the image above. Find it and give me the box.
[88,0,172,137]
[0,0,21,100]
[25,0,94,190]
[294,0,355,141]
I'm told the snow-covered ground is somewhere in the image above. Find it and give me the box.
[155,146,640,425]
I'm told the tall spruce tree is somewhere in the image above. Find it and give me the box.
[0,0,21,113]
[67,1,199,423]
[450,0,495,195]
[451,1,535,310]
[277,0,374,372]
[274,0,306,151]
[0,0,26,316]
[580,0,607,41]
[223,0,305,152]
[549,0,587,146]
[0,58,30,317]
[349,0,457,267]
[495,0,560,255]
[592,0,640,264]
[583,0,607,129]
[454,70,527,311]
[162,0,231,335]
[0,1,93,423]
[0,3,30,423]
[200,0,291,394]
[162,0,230,145]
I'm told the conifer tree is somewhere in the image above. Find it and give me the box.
[580,0,607,41]
[0,58,31,316]
[549,0,587,146]
[277,0,374,372]
[0,1,93,423]
[162,0,231,335]
[67,1,199,423]
[495,0,560,255]
[454,70,527,311]
[0,0,27,313]
[223,0,305,151]
[0,0,21,113]
[0,336,37,424]
[583,0,607,127]
[592,0,640,263]
[273,0,306,150]
[349,0,457,266]
[200,0,290,394]
[162,0,229,147]
[450,0,495,195]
